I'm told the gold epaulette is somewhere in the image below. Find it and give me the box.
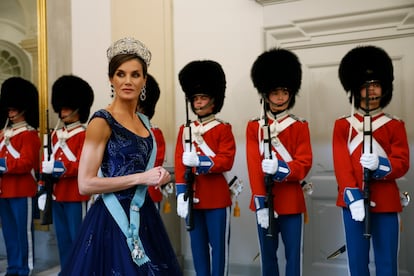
[384,113,402,121]
[215,118,230,124]
[290,114,307,122]
[338,114,351,119]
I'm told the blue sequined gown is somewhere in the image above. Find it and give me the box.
[61,110,182,276]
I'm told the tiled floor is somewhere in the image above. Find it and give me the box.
[0,226,60,276]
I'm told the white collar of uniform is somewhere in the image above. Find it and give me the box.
[267,110,289,122]
[197,114,216,125]
[64,121,82,132]
[355,107,383,118]
[11,121,29,130]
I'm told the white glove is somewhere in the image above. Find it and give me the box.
[229,178,244,198]
[256,208,269,229]
[176,193,200,218]
[400,192,410,207]
[262,159,278,175]
[349,199,365,221]
[38,193,46,211]
[182,151,200,167]
[302,181,313,196]
[42,160,54,174]
[360,153,379,171]
[37,192,56,211]
[177,193,188,218]
[161,183,174,198]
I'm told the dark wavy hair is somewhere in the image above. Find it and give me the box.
[108,54,148,78]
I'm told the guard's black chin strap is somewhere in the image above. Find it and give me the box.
[9,110,25,121]
[360,106,381,115]
[60,108,79,121]
[193,98,215,113]
[270,109,287,117]
[266,94,291,110]
[197,113,215,122]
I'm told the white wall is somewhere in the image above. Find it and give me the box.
[71,0,112,115]
[173,0,265,273]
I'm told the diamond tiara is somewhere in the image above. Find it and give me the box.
[106,37,152,66]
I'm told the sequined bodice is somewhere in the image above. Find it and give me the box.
[91,110,153,197]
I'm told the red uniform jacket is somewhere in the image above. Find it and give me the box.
[46,124,90,202]
[333,111,409,212]
[148,126,166,203]
[246,113,312,214]
[0,125,40,198]
[175,119,236,209]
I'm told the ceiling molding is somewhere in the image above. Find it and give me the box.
[255,0,297,6]
[264,6,414,49]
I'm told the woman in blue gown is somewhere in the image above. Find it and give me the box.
[60,37,182,275]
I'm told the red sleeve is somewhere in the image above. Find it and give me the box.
[152,127,166,167]
[246,120,266,201]
[199,123,235,173]
[283,121,312,181]
[332,118,359,202]
[148,127,166,202]
[174,125,186,185]
[376,119,410,179]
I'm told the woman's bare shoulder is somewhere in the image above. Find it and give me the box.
[86,116,111,142]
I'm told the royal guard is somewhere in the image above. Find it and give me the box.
[334,45,410,276]
[137,74,172,212]
[247,48,312,276]
[174,60,236,276]
[39,75,94,270]
[0,77,41,276]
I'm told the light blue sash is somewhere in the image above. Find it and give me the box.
[102,113,156,266]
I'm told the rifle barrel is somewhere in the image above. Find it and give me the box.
[362,83,372,238]
[262,97,275,238]
[265,174,274,238]
[40,110,54,225]
[184,99,195,231]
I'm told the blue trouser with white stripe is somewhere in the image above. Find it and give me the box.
[257,214,302,276]
[53,201,87,268]
[342,208,399,276]
[189,207,230,276]
[0,197,34,276]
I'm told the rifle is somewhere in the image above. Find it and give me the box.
[262,97,275,238]
[362,82,373,239]
[183,98,195,231]
[39,110,55,225]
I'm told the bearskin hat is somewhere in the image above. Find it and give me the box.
[338,45,394,108]
[251,48,302,109]
[52,75,94,123]
[178,60,226,114]
[139,74,160,120]
[0,77,39,128]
